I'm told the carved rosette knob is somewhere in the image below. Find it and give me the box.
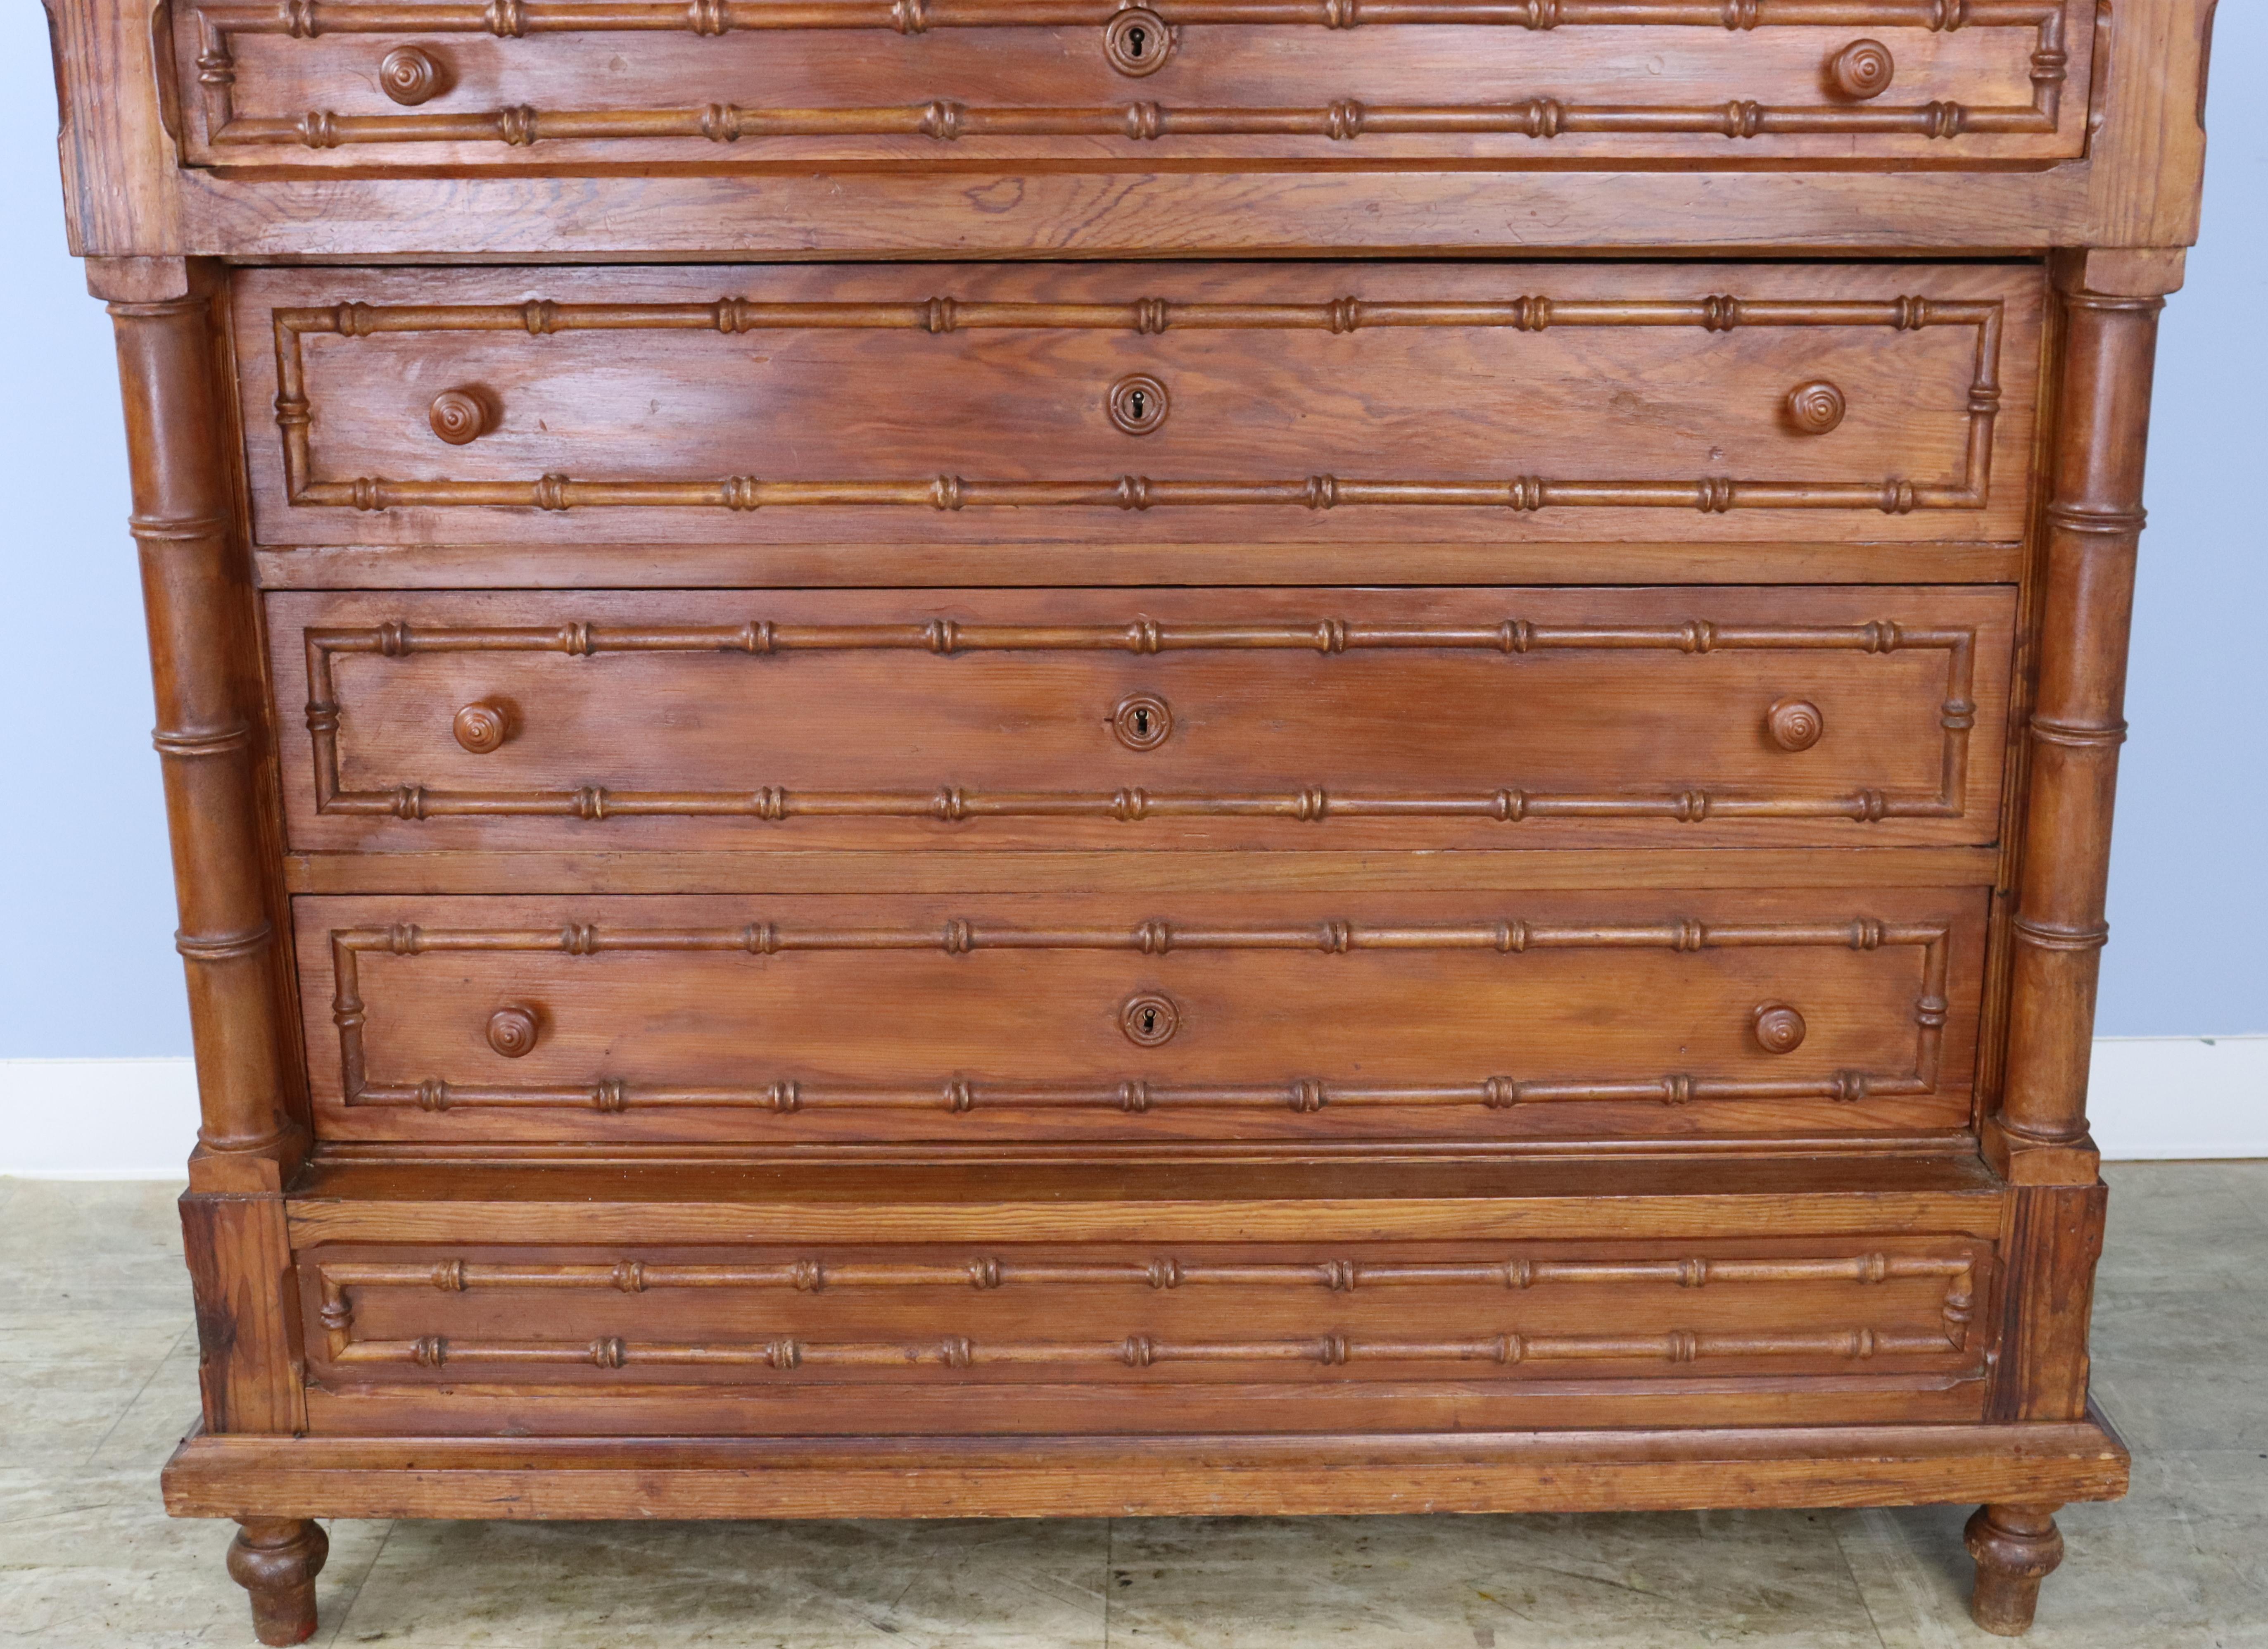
[1121,992,1180,1046]
[1785,380,1846,435]
[1108,373,1170,435]
[1826,39,1895,101]
[428,388,492,445]
[379,45,446,106]
[452,699,514,753]
[1753,1003,1807,1055]
[1103,7,1173,76]
[487,1004,541,1058]
[1765,698,1825,751]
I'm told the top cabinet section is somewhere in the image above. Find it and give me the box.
[172,0,2096,170]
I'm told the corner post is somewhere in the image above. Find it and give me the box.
[1991,250,2175,1184]
[103,253,317,1643]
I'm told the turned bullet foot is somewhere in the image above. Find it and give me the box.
[1966,1503,2065,1636]
[226,1518,328,1646]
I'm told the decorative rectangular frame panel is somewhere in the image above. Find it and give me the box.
[174,0,2095,168]
[271,585,2011,853]
[233,262,2045,550]
[292,889,1986,1147]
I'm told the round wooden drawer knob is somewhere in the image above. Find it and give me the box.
[1766,698,1824,752]
[429,388,492,445]
[1112,691,1173,750]
[1121,992,1180,1047]
[1753,1003,1807,1055]
[379,45,447,107]
[1108,373,1170,435]
[1785,380,1846,435]
[453,699,514,754]
[1103,8,1172,76]
[486,1004,541,1058]
[1827,39,1895,101]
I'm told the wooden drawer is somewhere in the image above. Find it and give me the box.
[294,889,1986,1147]
[295,1232,1995,1435]
[174,0,2092,170]
[233,262,2044,550]
[272,586,2014,851]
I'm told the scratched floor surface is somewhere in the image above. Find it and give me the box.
[2,1162,2263,1648]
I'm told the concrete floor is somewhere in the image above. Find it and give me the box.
[1,1163,2263,1648]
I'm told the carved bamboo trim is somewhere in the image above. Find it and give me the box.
[330,1326,1963,1370]
[325,915,1952,1113]
[304,615,1977,827]
[268,295,2004,518]
[191,1,2070,153]
[313,1249,1978,1359]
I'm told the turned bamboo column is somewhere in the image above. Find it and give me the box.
[107,271,297,1160]
[1997,271,2164,1167]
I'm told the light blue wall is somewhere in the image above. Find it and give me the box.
[1,6,2260,1055]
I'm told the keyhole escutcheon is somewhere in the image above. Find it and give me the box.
[1113,691,1174,750]
[1104,7,1173,76]
[1121,991,1181,1046]
[1108,373,1171,435]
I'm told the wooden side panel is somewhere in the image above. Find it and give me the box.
[44,0,184,257]
[1987,1181,2107,1423]
[181,1193,306,1435]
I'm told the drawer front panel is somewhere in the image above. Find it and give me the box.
[179,2,2092,169]
[297,1235,1995,1434]
[234,262,2043,549]
[271,587,2014,853]
[295,890,1985,1146]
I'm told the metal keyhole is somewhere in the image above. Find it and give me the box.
[1104,6,1172,76]
[1112,691,1173,750]
[1121,991,1180,1046]
[1108,373,1170,435]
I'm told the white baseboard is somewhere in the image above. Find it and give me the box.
[2,1040,2262,1176]
[2085,1035,2268,1160]
[1,1057,201,1177]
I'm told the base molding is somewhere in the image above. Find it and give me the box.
[163,1407,2128,1522]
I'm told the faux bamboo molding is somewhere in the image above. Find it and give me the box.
[111,283,299,1162]
[311,1245,1983,1371]
[1993,273,2162,1178]
[302,614,1979,827]
[269,294,2006,518]
[323,915,1952,1114]
[188,0,2073,151]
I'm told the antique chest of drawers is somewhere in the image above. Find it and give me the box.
[39,0,2215,1637]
